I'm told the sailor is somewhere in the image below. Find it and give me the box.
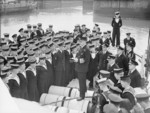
[111,11,122,47]
[74,24,82,36]
[124,32,136,52]
[116,46,129,75]
[128,59,142,88]
[26,50,35,68]
[98,43,111,70]
[113,68,124,91]
[107,31,113,45]
[26,58,39,102]
[120,75,136,112]
[19,37,27,48]
[107,54,119,82]
[10,44,18,57]
[92,29,97,38]
[81,24,88,35]
[95,78,110,112]
[103,32,110,47]
[92,38,102,52]
[37,23,44,39]
[24,30,30,39]
[74,36,91,101]
[45,48,55,88]
[70,43,78,80]
[87,44,99,88]
[17,55,28,100]
[7,63,21,98]
[93,23,100,33]
[36,54,49,97]
[73,29,81,43]
[3,33,12,44]
[17,28,24,47]
[27,24,32,38]
[136,93,150,113]
[97,32,103,45]
[103,93,123,113]
[125,43,136,61]
[46,25,55,36]
[53,41,66,86]
[12,34,18,44]
[31,25,38,40]
[64,41,72,85]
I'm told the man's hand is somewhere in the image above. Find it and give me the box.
[73,58,78,62]
[80,58,85,63]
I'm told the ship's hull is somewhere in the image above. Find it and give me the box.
[1,2,37,14]
[93,0,150,19]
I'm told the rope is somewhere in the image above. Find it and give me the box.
[41,96,93,106]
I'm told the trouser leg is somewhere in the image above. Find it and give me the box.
[77,72,87,98]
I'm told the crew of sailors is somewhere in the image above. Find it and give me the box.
[0,22,149,113]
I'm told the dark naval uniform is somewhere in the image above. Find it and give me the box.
[36,65,49,96]
[116,53,129,75]
[53,50,66,86]
[8,76,21,98]
[75,45,90,98]
[111,17,122,46]
[26,68,39,102]
[98,51,110,70]
[18,72,28,100]
[107,63,119,85]
[129,69,142,88]
[64,50,72,85]
[46,58,55,88]
[125,50,136,62]
[124,37,136,50]
[121,87,136,112]
[99,91,110,113]
[87,52,99,87]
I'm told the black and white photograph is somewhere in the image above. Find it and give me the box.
[0,0,150,113]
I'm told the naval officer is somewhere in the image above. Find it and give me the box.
[74,36,91,101]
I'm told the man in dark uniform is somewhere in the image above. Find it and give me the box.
[103,32,110,47]
[116,46,129,75]
[111,11,122,47]
[26,58,39,102]
[125,43,136,61]
[37,23,44,39]
[53,41,66,86]
[12,34,18,44]
[64,41,72,85]
[74,37,90,101]
[17,28,24,47]
[107,54,119,85]
[128,59,142,88]
[98,43,111,71]
[17,55,28,100]
[81,24,88,35]
[120,75,136,112]
[31,25,38,40]
[87,44,99,88]
[46,25,55,36]
[45,49,55,88]
[3,33,13,45]
[36,54,49,96]
[124,32,136,52]
[27,24,32,38]
[136,93,150,113]
[8,63,21,98]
